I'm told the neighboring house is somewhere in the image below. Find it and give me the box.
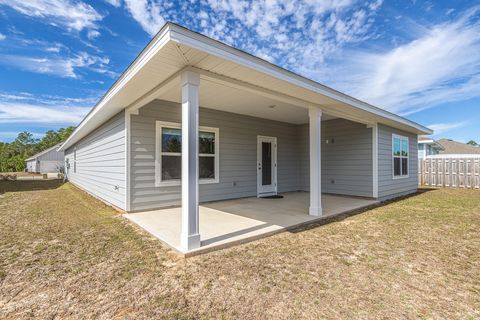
[26,143,64,173]
[418,136,444,158]
[437,139,480,155]
[59,23,432,252]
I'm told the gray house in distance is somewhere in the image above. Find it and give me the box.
[59,23,432,254]
[26,143,64,173]
[418,136,444,158]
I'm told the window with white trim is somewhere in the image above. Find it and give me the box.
[155,121,219,186]
[392,134,409,178]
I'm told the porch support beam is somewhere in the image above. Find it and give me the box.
[180,70,201,251]
[309,107,323,216]
[126,69,183,114]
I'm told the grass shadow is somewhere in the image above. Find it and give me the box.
[288,189,437,234]
[0,180,64,195]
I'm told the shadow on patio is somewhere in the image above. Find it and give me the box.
[124,192,378,255]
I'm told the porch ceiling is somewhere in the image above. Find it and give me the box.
[156,75,337,124]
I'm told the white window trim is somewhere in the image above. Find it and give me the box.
[392,134,409,179]
[155,120,220,187]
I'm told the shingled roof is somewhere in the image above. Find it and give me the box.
[438,139,480,155]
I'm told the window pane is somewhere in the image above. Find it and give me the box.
[162,155,181,180]
[199,156,214,179]
[162,128,181,152]
[393,138,401,156]
[199,131,215,154]
[402,158,408,175]
[401,139,408,156]
[262,142,272,185]
[394,157,401,176]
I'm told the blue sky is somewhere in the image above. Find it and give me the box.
[0,0,479,142]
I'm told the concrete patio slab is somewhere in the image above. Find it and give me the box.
[124,192,377,256]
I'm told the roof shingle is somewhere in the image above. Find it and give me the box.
[438,139,480,155]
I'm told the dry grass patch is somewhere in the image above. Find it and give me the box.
[0,183,479,319]
[0,172,42,177]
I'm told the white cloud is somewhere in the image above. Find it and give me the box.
[104,0,121,7]
[0,52,115,78]
[0,0,103,34]
[185,0,383,78]
[339,6,480,115]
[206,0,358,39]
[0,131,44,141]
[0,91,99,106]
[45,45,62,53]
[0,33,5,41]
[124,0,165,36]
[0,102,90,124]
[87,30,101,40]
[428,121,468,135]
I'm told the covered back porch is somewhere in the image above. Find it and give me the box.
[125,192,377,255]
[125,64,380,253]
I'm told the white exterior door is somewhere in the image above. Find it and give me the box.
[257,136,277,197]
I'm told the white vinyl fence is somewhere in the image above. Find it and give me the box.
[419,155,480,189]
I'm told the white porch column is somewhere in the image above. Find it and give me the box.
[309,107,323,216]
[370,123,379,199]
[181,70,201,251]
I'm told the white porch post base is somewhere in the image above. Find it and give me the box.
[180,70,201,251]
[309,107,323,217]
[181,233,201,250]
[309,206,322,216]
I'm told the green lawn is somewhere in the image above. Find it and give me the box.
[1,182,479,319]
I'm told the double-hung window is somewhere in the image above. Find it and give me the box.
[155,121,219,186]
[392,134,409,178]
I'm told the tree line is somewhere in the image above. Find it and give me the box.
[0,127,75,172]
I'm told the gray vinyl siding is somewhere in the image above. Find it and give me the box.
[129,100,376,211]
[378,124,418,201]
[25,146,64,173]
[130,100,302,211]
[38,148,64,173]
[65,111,126,210]
[298,124,310,191]
[37,148,64,161]
[298,119,373,197]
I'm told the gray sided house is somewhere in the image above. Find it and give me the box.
[60,23,432,253]
[418,136,444,158]
[26,143,65,173]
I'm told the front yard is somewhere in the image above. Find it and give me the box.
[0,182,479,319]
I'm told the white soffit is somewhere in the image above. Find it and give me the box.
[159,77,311,124]
[60,23,431,151]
